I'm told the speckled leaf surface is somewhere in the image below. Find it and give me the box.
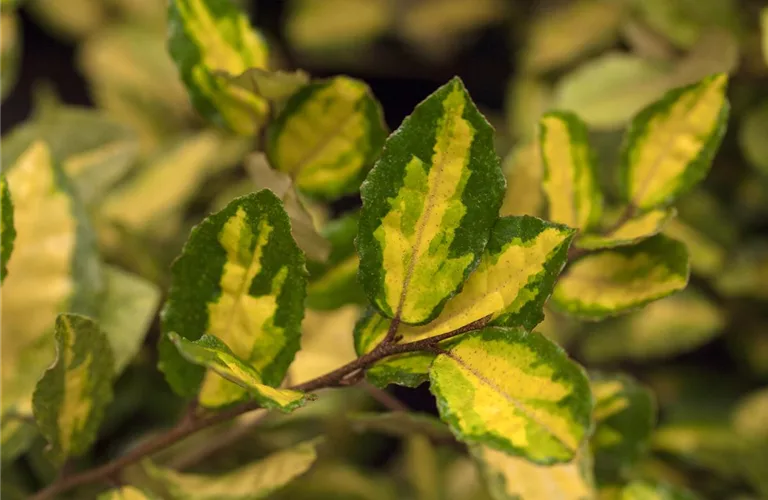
[168,0,270,135]
[266,76,387,199]
[355,216,575,388]
[552,234,689,320]
[159,190,307,406]
[472,444,594,500]
[0,175,15,282]
[620,74,729,211]
[357,77,506,325]
[591,373,656,481]
[142,438,322,499]
[429,327,592,464]
[168,333,307,412]
[539,111,602,230]
[32,314,115,465]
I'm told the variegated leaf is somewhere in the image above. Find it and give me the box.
[32,314,115,465]
[306,212,364,310]
[499,141,544,218]
[576,208,676,250]
[582,291,724,362]
[2,141,103,428]
[0,10,19,101]
[159,190,307,406]
[1,102,140,205]
[471,444,595,500]
[99,265,161,374]
[98,486,157,500]
[224,67,309,106]
[266,76,387,199]
[551,234,689,320]
[591,373,656,481]
[620,74,729,211]
[168,0,270,135]
[0,175,15,282]
[429,327,592,464]
[141,438,321,499]
[357,77,506,325]
[539,111,602,230]
[168,333,307,412]
[355,216,575,388]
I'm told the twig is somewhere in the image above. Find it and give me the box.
[30,315,491,500]
[361,382,409,413]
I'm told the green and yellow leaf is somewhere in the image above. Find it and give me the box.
[159,190,307,406]
[0,10,19,101]
[99,265,161,374]
[591,373,656,481]
[2,141,103,427]
[358,77,506,324]
[620,74,729,211]
[142,438,322,499]
[355,215,575,388]
[430,327,592,464]
[226,67,310,108]
[581,291,725,362]
[1,101,140,205]
[32,314,115,465]
[266,76,387,199]
[306,212,364,310]
[617,480,699,500]
[168,333,307,412]
[168,0,270,135]
[539,111,602,230]
[551,234,689,320]
[471,444,595,500]
[577,208,676,250]
[0,175,15,282]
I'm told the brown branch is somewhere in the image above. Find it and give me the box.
[30,315,490,500]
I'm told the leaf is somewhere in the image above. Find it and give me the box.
[619,74,729,211]
[78,24,194,152]
[539,111,603,230]
[98,265,161,374]
[285,0,392,54]
[168,0,270,135]
[506,75,552,142]
[499,141,544,218]
[225,68,310,106]
[1,102,140,205]
[429,327,592,464]
[471,444,595,500]
[2,141,103,424]
[651,423,744,480]
[306,212,364,310]
[0,175,15,282]
[32,314,115,465]
[591,373,656,481]
[523,0,626,73]
[355,216,575,388]
[581,290,724,362]
[159,190,307,406]
[1,417,37,463]
[347,412,453,442]
[576,208,676,250]
[288,305,359,386]
[266,76,387,199]
[0,10,19,101]
[98,486,157,500]
[662,218,724,277]
[738,100,768,176]
[732,388,768,497]
[244,152,331,263]
[168,333,307,412]
[357,77,506,325]
[618,480,699,500]
[142,438,322,499]
[714,241,768,300]
[551,234,689,320]
[762,7,768,67]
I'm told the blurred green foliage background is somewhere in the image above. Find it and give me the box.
[2,0,768,498]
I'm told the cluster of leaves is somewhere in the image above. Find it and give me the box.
[1,0,768,499]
